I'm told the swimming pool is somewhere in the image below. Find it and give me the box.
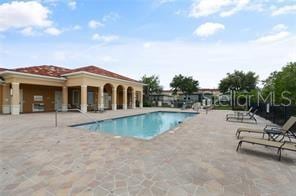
[75,111,197,140]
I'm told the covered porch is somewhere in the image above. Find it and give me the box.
[0,67,144,115]
[66,84,143,113]
[1,74,66,115]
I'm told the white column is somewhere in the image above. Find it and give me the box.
[62,86,68,112]
[123,89,127,110]
[11,82,20,115]
[132,90,136,109]
[2,84,11,114]
[98,86,104,110]
[112,87,117,111]
[81,85,87,113]
[140,91,143,108]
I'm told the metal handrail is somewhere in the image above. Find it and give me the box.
[55,108,99,127]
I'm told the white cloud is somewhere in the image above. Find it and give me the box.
[102,12,120,22]
[0,1,52,32]
[194,22,225,37]
[57,25,81,34]
[272,24,287,32]
[254,24,291,44]
[68,0,76,10]
[92,33,119,42]
[43,0,59,6]
[246,3,264,12]
[20,27,36,36]
[220,0,249,17]
[158,0,175,5]
[254,31,290,44]
[189,0,251,18]
[189,0,230,17]
[272,4,296,16]
[88,20,104,29]
[88,13,119,30]
[188,0,266,18]
[44,27,62,36]
[143,42,153,48]
[2,37,296,88]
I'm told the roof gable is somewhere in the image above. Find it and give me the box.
[14,65,70,77]
[1,65,140,83]
[64,65,138,82]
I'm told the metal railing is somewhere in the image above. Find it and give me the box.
[254,103,296,125]
[55,108,99,127]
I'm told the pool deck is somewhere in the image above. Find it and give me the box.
[1,108,296,195]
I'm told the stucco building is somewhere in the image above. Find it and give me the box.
[148,89,220,106]
[0,65,144,115]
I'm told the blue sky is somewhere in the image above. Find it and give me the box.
[0,0,296,88]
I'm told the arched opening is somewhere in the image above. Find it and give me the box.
[116,85,124,109]
[127,87,133,109]
[103,83,113,109]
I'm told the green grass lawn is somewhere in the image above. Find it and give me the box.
[213,105,233,110]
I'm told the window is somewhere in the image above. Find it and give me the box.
[72,90,80,107]
[87,91,94,105]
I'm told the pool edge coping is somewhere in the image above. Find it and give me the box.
[69,110,198,140]
[69,110,198,127]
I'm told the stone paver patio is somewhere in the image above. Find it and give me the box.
[0,108,296,196]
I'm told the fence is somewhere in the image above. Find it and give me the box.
[253,103,296,125]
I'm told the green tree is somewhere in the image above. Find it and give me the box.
[218,70,258,93]
[170,74,199,100]
[262,62,296,104]
[141,75,162,103]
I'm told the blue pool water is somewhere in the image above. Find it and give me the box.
[76,111,196,140]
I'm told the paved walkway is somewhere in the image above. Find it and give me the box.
[0,108,295,196]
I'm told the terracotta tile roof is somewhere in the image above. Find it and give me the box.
[199,88,219,91]
[14,65,70,77]
[1,65,140,83]
[63,65,139,82]
[165,89,219,92]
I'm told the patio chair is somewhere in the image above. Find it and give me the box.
[280,141,296,160]
[87,104,105,113]
[97,107,105,113]
[236,116,296,140]
[226,107,253,119]
[94,105,105,113]
[88,104,97,112]
[226,109,257,123]
[236,137,296,161]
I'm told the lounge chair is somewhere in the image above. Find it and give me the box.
[226,107,253,119]
[226,109,257,123]
[280,141,296,160]
[236,116,296,140]
[236,137,296,161]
